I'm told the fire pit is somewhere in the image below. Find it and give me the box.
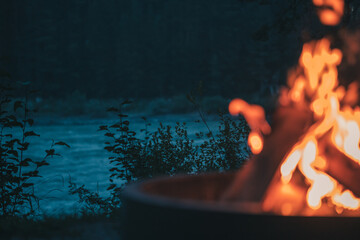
[122,1,360,239]
[122,172,360,240]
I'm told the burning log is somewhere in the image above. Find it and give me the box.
[320,136,360,198]
[119,3,360,240]
[121,5,360,239]
[223,1,360,213]
[221,106,312,202]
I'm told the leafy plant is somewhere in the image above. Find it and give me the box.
[194,112,250,172]
[0,82,69,217]
[70,98,251,215]
[68,179,112,216]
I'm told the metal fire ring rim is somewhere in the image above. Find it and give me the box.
[122,172,360,219]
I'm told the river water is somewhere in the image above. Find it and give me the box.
[25,114,220,215]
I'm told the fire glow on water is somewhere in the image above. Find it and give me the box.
[229,0,360,214]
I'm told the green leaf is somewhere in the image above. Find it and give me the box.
[23,170,39,177]
[105,146,114,152]
[23,158,33,163]
[127,131,136,136]
[18,142,30,151]
[20,160,30,166]
[26,119,34,126]
[36,161,49,167]
[98,125,108,131]
[54,141,70,148]
[10,121,23,128]
[107,184,116,190]
[24,131,40,138]
[45,149,55,156]
[7,150,18,157]
[9,165,18,173]
[7,115,16,121]
[105,133,115,137]
[22,183,34,188]
[121,99,133,105]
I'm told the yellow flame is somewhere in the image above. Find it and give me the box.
[280,149,302,184]
[333,190,360,210]
[278,36,360,212]
[231,0,360,215]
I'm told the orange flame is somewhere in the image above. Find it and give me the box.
[313,0,344,26]
[275,37,360,213]
[230,0,360,215]
[248,132,263,155]
[229,98,270,155]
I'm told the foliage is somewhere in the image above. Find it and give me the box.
[0,82,69,217]
[193,112,250,172]
[70,99,250,215]
[68,180,113,216]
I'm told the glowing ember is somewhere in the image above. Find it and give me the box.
[228,0,360,215]
[248,132,263,155]
[228,99,270,154]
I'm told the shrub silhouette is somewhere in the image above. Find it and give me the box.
[0,82,69,217]
[70,99,250,215]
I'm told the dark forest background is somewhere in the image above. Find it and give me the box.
[1,0,360,113]
[0,0,311,101]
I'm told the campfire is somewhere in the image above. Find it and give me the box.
[122,1,360,239]
[224,0,360,216]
